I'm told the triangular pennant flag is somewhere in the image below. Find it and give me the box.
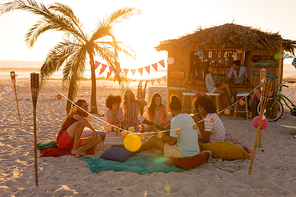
[89,60,94,66]
[151,79,155,86]
[101,64,107,70]
[158,59,165,68]
[151,63,158,71]
[137,67,143,76]
[130,69,136,75]
[94,61,101,70]
[113,75,117,82]
[156,78,161,84]
[106,72,111,79]
[123,69,129,76]
[99,68,104,75]
[116,68,121,75]
[162,76,167,82]
[109,66,114,73]
[144,66,150,74]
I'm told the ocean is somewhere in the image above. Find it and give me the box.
[0,60,295,81]
[0,60,167,81]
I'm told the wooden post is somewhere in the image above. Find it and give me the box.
[10,71,22,129]
[248,80,272,175]
[260,68,266,81]
[31,73,39,186]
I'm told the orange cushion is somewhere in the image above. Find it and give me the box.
[164,152,210,170]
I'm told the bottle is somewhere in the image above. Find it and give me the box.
[244,78,249,86]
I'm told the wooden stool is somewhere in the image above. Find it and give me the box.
[206,92,220,114]
[233,93,249,120]
[182,92,197,113]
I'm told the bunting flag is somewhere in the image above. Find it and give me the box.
[94,61,101,70]
[158,59,165,68]
[137,67,143,76]
[151,79,155,85]
[151,63,158,71]
[130,69,136,75]
[116,68,121,75]
[89,60,94,66]
[99,64,107,75]
[106,72,111,79]
[113,75,117,82]
[123,68,129,76]
[109,66,114,73]
[162,76,167,82]
[156,78,161,84]
[144,66,150,74]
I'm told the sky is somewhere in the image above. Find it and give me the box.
[0,0,296,69]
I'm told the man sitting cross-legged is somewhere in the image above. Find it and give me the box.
[56,99,101,158]
[138,95,200,158]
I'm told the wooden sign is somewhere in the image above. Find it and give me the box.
[250,62,278,68]
[171,71,184,79]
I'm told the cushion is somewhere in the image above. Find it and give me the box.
[164,152,210,170]
[100,147,136,162]
[201,142,250,160]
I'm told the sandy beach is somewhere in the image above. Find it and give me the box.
[1,78,296,197]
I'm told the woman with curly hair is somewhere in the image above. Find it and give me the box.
[105,94,124,132]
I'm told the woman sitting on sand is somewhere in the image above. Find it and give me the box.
[205,65,232,107]
[105,94,124,132]
[57,99,101,158]
[146,93,170,132]
[192,96,225,144]
[123,89,147,132]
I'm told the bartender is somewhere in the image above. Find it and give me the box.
[221,60,249,85]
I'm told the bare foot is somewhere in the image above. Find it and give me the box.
[71,149,87,157]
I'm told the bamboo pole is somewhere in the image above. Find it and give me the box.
[10,71,22,129]
[248,79,271,175]
[31,73,39,186]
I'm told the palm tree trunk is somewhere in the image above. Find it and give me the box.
[89,55,98,114]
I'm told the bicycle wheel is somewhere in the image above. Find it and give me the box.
[256,99,283,122]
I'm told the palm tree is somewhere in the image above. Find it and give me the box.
[0,0,141,114]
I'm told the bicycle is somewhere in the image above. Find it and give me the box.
[256,81,296,122]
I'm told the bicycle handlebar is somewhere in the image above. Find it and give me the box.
[277,81,295,88]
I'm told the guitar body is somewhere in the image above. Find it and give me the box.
[251,55,274,62]
[142,119,170,132]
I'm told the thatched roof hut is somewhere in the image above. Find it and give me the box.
[155,23,296,114]
[155,23,296,55]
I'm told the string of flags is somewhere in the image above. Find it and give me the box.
[90,59,167,84]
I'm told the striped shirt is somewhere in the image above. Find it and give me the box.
[204,113,225,142]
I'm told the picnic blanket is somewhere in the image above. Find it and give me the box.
[80,154,185,174]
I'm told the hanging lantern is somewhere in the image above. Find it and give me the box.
[124,133,142,152]
[104,124,110,131]
[192,124,198,130]
[87,115,93,121]
[209,118,214,123]
[121,131,127,138]
[274,53,283,61]
[252,116,269,130]
[175,129,181,135]
[196,50,204,56]
[224,109,230,115]
[157,132,163,139]
[56,94,63,100]
[167,57,175,65]
[141,134,146,141]
[254,89,260,94]
[239,100,245,106]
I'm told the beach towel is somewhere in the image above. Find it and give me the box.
[40,146,95,157]
[37,140,57,149]
[80,154,185,174]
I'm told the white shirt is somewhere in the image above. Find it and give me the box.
[227,66,249,84]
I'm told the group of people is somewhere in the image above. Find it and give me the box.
[205,60,249,107]
[56,60,247,158]
[56,91,227,159]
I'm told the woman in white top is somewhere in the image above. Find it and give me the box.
[193,96,226,143]
[205,65,231,107]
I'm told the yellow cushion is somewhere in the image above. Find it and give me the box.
[201,142,250,160]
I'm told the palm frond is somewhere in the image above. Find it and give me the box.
[40,40,80,81]
[106,7,141,26]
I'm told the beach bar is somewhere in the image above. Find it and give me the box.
[155,23,296,113]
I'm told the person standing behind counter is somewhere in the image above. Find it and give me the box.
[221,60,249,85]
